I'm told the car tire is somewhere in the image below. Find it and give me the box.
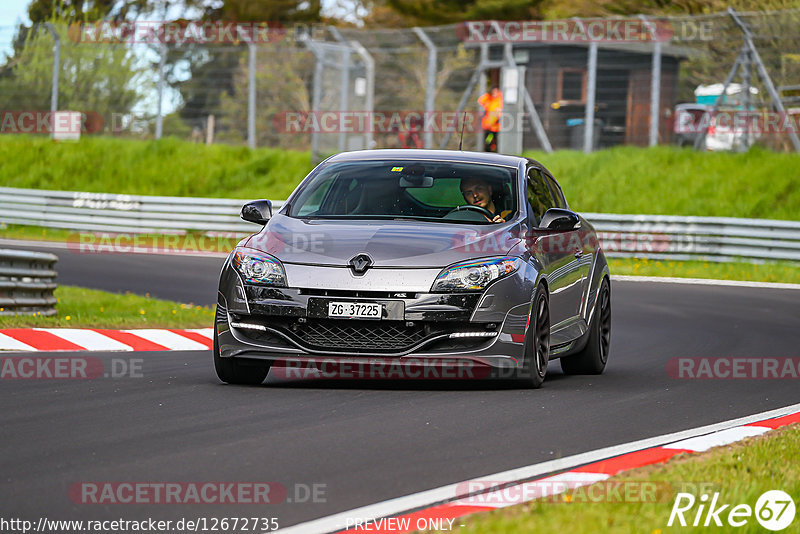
[516,284,550,389]
[213,328,270,385]
[561,277,611,375]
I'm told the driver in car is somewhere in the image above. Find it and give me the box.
[459,177,511,223]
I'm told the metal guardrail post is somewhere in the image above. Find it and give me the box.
[649,41,662,147]
[572,19,597,153]
[477,43,488,151]
[584,42,598,153]
[310,43,324,162]
[43,23,60,117]
[329,27,353,153]
[440,51,482,149]
[502,43,553,153]
[0,249,58,316]
[247,42,257,150]
[350,39,375,150]
[155,43,167,140]
[413,27,437,150]
[639,15,662,148]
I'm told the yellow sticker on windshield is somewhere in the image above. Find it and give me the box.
[391,167,403,172]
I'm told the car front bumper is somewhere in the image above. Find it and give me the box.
[215,261,536,372]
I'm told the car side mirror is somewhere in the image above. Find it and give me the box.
[241,199,272,225]
[540,208,581,231]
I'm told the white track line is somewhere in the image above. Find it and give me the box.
[33,328,133,351]
[612,274,800,290]
[277,402,800,534]
[662,426,770,452]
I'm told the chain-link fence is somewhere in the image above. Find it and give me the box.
[1,9,799,159]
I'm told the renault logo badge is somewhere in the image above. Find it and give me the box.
[349,253,373,275]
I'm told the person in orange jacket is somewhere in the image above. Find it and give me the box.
[478,85,502,152]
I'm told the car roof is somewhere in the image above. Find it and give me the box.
[324,149,527,167]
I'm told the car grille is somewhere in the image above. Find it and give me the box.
[296,320,426,351]
[229,315,498,354]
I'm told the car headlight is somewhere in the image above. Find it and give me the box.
[431,257,521,292]
[232,248,287,286]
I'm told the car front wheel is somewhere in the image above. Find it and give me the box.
[516,284,550,389]
[213,328,271,385]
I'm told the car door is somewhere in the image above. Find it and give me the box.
[526,167,585,341]
[541,168,594,324]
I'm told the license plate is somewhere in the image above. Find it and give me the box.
[328,301,382,319]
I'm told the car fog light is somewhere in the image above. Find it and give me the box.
[231,322,267,332]
[449,332,499,338]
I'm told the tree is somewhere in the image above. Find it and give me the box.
[215,44,314,148]
[0,17,148,127]
[8,0,149,58]
[369,0,800,26]
[381,0,545,25]
[171,0,325,136]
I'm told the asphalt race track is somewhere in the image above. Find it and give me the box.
[0,240,224,304]
[2,245,799,529]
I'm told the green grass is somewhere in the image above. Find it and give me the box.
[0,224,77,242]
[1,136,800,221]
[0,285,214,329]
[0,135,312,200]
[609,258,800,284]
[524,145,800,220]
[455,425,800,534]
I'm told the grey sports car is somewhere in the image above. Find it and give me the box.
[214,149,611,388]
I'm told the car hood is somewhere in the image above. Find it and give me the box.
[243,214,521,268]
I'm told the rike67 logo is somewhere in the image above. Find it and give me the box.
[668,490,796,531]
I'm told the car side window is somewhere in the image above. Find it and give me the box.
[527,168,555,225]
[542,172,568,209]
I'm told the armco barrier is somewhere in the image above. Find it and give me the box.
[0,187,283,235]
[0,248,58,316]
[1,187,798,263]
[584,212,800,262]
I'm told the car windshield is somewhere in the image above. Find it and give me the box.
[287,160,518,224]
